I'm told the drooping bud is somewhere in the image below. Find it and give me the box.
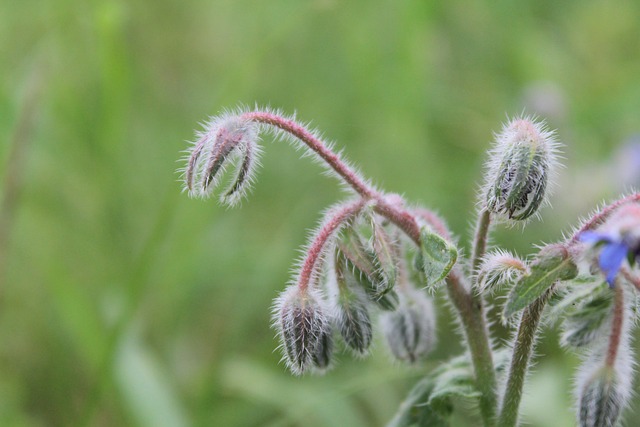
[367,212,399,289]
[337,227,399,310]
[332,248,373,355]
[273,285,333,374]
[484,117,558,221]
[381,288,437,363]
[578,365,629,427]
[183,113,260,202]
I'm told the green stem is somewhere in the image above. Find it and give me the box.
[472,209,492,274]
[446,270,497,426]
[497,290,550,427]
[417,208,497,426]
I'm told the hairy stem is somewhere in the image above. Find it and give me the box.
[472,209,492,274]
[298,199,367,292]
[398,206,498,426]
[240,111,497,423]
[569,192,640,244]
[621,268,640,292]
[243,111,377,198]
[497,289,551,427]
[606,283,624,368]
[446,270,497,426]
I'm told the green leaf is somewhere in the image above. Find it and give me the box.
[386,355,479,427]
[418,227,458,288]
[386,378,449,427]
[503,245,578,320]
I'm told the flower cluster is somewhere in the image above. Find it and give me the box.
[181,106,640,427]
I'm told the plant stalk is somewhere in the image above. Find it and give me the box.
[497,289,551,427]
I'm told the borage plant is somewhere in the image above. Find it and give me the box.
[181,107,640,427]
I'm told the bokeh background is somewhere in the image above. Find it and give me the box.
[2,0,640,426]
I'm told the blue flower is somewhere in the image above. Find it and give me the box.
[579,231,638,287]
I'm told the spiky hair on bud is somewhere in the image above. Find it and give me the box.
[574,284,635,427]
[272,285,334,375]
[181,111,262,205]
[476,249,528,295]
[576,346,634,427]
[380,287,437,364]
[330,246,374,356]
[483,116,560,222]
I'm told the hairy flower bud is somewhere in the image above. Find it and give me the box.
[484,117,558,221]
[332,249,373,355]
[381,288,436,363]
[578,366,628,427]
[273,285,333,374]
[183,113,261,203]
[476,250,528,294]
[337,227,399,310]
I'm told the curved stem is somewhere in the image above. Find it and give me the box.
[497,289,551,427]
[243,111,377,199]
[569,192,640,244]
[238,111,498,423]
[298,199,367,292]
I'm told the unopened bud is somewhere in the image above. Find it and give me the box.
[485,117,558,220]
[476,250,528,294]
[184,113,260,202]
[274,285,333,374]
[381,288,437,363]
[368,213,399,289]
[578,366,625,427]
[337,227,398,310]
[333,250,373,355]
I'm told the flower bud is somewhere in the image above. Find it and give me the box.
[476,250,528,294]
[578,366,627,427]
[381,288,437,363]
[337,227,398,310]
[333,250,373,355]
[368,213,399,289]
[484,118,558,220]
[184,113,260,201]
[273,285,333,374]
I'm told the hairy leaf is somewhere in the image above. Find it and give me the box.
[503,245,577,320]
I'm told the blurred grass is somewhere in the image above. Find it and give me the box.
[1,0,640,426]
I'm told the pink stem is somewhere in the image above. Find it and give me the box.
[606,282,625,368]
[298,199,367,292]
[569,192,640,243]
[621,268,640,292]
[243,111,377,199]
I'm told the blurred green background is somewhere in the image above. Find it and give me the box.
[2,0,640,426]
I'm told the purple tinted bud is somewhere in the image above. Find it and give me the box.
[273,285,333,375]
[381,288,436,363]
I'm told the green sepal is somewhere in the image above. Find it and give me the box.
[503,245,578,320]
[368,213,399,290]
[416,227,458,289]
[336,243,398,311]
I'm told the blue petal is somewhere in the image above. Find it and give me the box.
[599,242,628,286]
[579,231,612,244]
